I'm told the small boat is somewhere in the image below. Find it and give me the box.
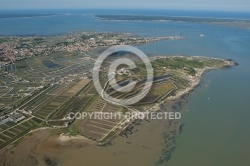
[200,34,205,37]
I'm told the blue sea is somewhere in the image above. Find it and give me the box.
[1,9,250,166]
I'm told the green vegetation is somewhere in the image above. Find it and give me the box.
[0,31,233,148]
[155,58,203,68]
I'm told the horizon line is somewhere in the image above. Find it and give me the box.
[0,8,250,13]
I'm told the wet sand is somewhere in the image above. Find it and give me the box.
[0,129,51,166]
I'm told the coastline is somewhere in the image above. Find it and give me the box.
[57,56,237,145]
[0,55,238,166]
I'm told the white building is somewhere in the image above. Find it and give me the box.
[8,113,25,123]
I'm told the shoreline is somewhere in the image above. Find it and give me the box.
[0,55,238,166]
[58,56,237,145]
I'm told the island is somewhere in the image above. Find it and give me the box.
[0,32,237,150]
[95,14,250,30]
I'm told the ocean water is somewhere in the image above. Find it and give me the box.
[1,9,250,166]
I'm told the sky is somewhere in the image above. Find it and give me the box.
[1,0,250,11]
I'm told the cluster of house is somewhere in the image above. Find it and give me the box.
[0,113,25,126]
